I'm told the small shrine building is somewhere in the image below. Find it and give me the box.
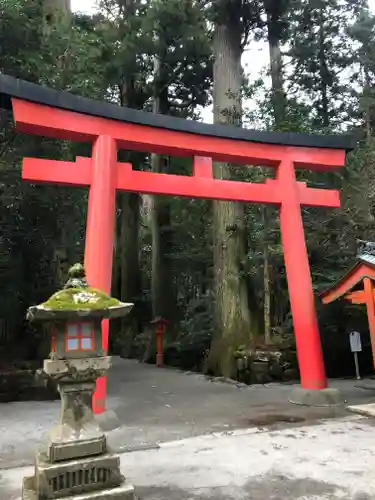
[320,240,375,368]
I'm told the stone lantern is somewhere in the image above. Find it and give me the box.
[22,264,136,500]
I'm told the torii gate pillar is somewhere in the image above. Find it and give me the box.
[278,159,326,391]
[84,135,117,413]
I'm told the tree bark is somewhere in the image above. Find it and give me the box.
[115,1,142,356]
[318,7,330,128]
[150,179,174,321]
[42,0,71,288]
[266,11,286,127]
[262,4,287,346]
[118,190,141,356]
[363,65,372,139]
[140,55,177,363]
[262,208,272,345]
[208,11,254,378]
[150,53,176,326]
[119,194,140,304]
[43,0,71,25]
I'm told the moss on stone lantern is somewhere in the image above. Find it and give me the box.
[27,264,132,362]
[22,264,137,500]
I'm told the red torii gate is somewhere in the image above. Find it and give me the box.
[0,75,354,411]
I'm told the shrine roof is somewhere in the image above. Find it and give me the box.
[0,74,356,151]
[359,253,375,267]
[319,253,375,305]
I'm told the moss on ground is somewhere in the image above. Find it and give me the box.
[42,287,121,311]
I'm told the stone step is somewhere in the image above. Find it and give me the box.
[23,476,137,500]
[347,402,375,417]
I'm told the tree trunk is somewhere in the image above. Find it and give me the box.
[150,53,176,328]
[120,194,140,304]
[208,14,254,378]
[43,0,71,288]
[318,7,330,128]
[150,180,174,321]
[43,0,71,25]
[116,34,142,356]
[262,208,272,345]
[118,191,141,356]
[266,12,286,127]
[262,7,287,346]
[363,66,372,139]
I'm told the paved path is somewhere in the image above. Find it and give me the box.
[0,358,374,469]
[2,416,375,499]
[1,358,375,498]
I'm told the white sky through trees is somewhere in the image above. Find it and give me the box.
[70,0,375,124]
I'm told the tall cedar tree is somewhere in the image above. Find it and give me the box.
[349,5,375,138]
[147,0,211,333]
[262,0,290,345]
[208,0,261,377]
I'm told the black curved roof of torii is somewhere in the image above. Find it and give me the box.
[0,74,357,151]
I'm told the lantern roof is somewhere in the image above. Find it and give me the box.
[27,263,133,321]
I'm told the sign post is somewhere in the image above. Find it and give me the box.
[349,331,362,380]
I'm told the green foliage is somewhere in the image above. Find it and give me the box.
[0,0,104,360]
[165,295,213,370]
[0,0,43,79]
[287,0,367,129]
[146,0,212,115]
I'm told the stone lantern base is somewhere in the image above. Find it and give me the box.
[23,479,136,499]
[22,451,137,499]
[22,358,137,500]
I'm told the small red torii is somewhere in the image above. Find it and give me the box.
[320,242,375,370]
[0,75,355,411]
[151,317,168,367]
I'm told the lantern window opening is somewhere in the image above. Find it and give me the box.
[66,322,95,352]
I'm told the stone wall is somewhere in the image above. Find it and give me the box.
[235,348,299,385]
[0,365,58,402]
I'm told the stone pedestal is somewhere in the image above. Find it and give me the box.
[22,452,136,499]
[23,476,136,500]
[156,353,164,367]
[23,357,137,499]
[289,386,344,407]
